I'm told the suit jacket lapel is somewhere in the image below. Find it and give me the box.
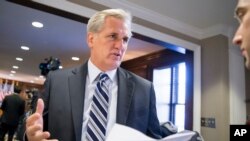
[69,62,88,141]
[116,68,135,124]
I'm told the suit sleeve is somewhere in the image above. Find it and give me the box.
[146,83,163,139]
[40,72,52,131]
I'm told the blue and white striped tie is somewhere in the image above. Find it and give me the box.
[86,73,110,141]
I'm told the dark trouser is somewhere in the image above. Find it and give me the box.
[0,122,18,141]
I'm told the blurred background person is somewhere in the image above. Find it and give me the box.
[15,88,39,141]
[0,86,25,141]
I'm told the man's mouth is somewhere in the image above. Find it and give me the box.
[241,48,246,57]
[112,53,120,57]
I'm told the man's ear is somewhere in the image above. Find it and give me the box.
[87,32,94,49]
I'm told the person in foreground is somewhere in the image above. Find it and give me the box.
[233,0,250,70]
[26,9,163,141]
[233,0,250,126]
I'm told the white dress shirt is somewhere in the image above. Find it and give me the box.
[81,60,118,140]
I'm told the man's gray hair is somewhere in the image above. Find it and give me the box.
[87,9,132,37]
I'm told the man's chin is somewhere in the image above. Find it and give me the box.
[107,62,120,70]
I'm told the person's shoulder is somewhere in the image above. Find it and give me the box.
[4,94,17,100]
[48,65,83,77]
[118,67,151,84]
[3,95,11,99]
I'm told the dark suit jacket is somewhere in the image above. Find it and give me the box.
[1,94,25,126]
[42,61,162,141]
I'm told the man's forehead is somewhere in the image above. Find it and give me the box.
[236,0,250,7]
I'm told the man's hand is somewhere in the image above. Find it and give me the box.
[26,98,58,141]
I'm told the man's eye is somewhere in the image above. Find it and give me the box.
[238,12,244,22]
[109,34,116,39]
[236,9,246,23]
[123,37,129,43]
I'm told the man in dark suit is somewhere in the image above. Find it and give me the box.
[0,86,25,141]
[26,8,163,141]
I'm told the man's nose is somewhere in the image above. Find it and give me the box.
[233,33,242,46]
[114,39,124,49]
[233,26,242,46]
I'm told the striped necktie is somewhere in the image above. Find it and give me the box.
[86,73,110,141]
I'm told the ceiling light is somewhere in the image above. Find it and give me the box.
[72,57,80,61]
[16,57,23,61]
[10,70,16,74]
[21,46,30,51]
[12,66,19,69]
[59,66,63,69]
[32,21,43,28]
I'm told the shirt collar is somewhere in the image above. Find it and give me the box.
[88,59,117,84]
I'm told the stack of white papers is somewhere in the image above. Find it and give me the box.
[107,124,201,141]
